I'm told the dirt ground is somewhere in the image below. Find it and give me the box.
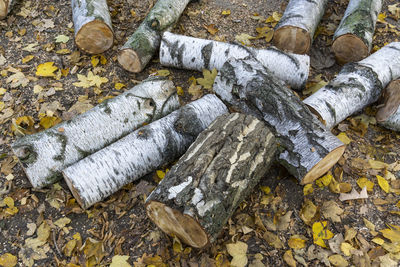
[1,0,400,266]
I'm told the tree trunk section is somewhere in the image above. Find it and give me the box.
[273,0,328,54]
[63,95,228,209]
[304,42,400,129]
[376,80,400,131]
[72,0,114,54]
[12,77,180,188]
[160,32,310,90]
[332,0,382,64]
[0,0,12,20]
[146,113,276,248]
[213,57,345,184]
[117,0,191,73]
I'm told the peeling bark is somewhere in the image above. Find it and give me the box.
[376,80,400,131]
[273,0,328,54]
[333,0,382,64]
[146,113,276,248]
[63,95,228,209]
[0,0,12,20]
[160,32,310,90]
[304,42,400,129]
[72,0,114,54]
[118,0,192,73]
[12,78,180,188]
[213,57,345,184]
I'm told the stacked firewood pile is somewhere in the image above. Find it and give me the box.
[4,0,400,249]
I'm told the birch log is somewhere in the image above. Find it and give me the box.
[273,0,328,54]
[213,57,345,184]
[332,0,382,64]
[72,0,114,54]
[146,113,276,248]
[63,95,228,209]
[118,0,192,73]
[376,80,400,131]
[160,32,310,90]
[0,0,12,19]
[304,42,400,129]
[12,78,179,188]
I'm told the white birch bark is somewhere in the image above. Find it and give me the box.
[62,95,228,209]
[71,0,114,54]
[333,0,382,63]
[213,57,345,184]
[304,42,400,129]
[273,0,328,54]
[118,0,191,73]
[12,78,180,188]
[146,113,276,248]
[160,32,310,90]
[0,0,12,19]
[376,80,400,131]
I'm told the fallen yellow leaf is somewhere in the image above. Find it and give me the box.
[0,253,17,267]
[36,62,58,77]
[357,177,374,192]
[336,132,351,144]
[303,184,313,196]
[377,175,390,193]
[312,221,334,248]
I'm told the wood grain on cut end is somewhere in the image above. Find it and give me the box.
[273,26,311,54]
[146,201,209,248]
[0,0,8,19]
[63,173,86,209]
[332,34,369,64]
[376,80,400,122]
[75,20,113,54]
[118,49,142,72]
[301,145,346,184]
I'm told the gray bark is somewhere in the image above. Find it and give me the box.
[0,0,12,19]
[146,113,276,248]
[376,80,400,131]
[213,57,345,184]
[12,77,180,188]
[160,32,310,90]
[63,94,228,209]
[273,0,328,54]
[118,0,191,72]
[71,0,114,54]
[304,42,400,129]
[333,0,382,63]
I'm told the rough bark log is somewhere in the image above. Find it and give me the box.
[376,80,400,131]
[160,32,310,90]
[273,0,328,54]
[12,77,180,188]
[332,0,382,64]
[118,0,191,73]
[213,57,345,184]
[304,42,400,129]
[0,0,12,20]
[63,94,228,209]
[146,113,276,248]
[71,0,114,54]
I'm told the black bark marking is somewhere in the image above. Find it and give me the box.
[201,43,213,70]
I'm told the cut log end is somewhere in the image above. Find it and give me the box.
[273,26,311,54]
[301,145,346,184]
[118,49,142,73]
[0,0,8,19]
[63,174,86,209]
[146,201,209,249]
[332,34,369,64]
[376,80,400,122]
[75,20,113,54]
